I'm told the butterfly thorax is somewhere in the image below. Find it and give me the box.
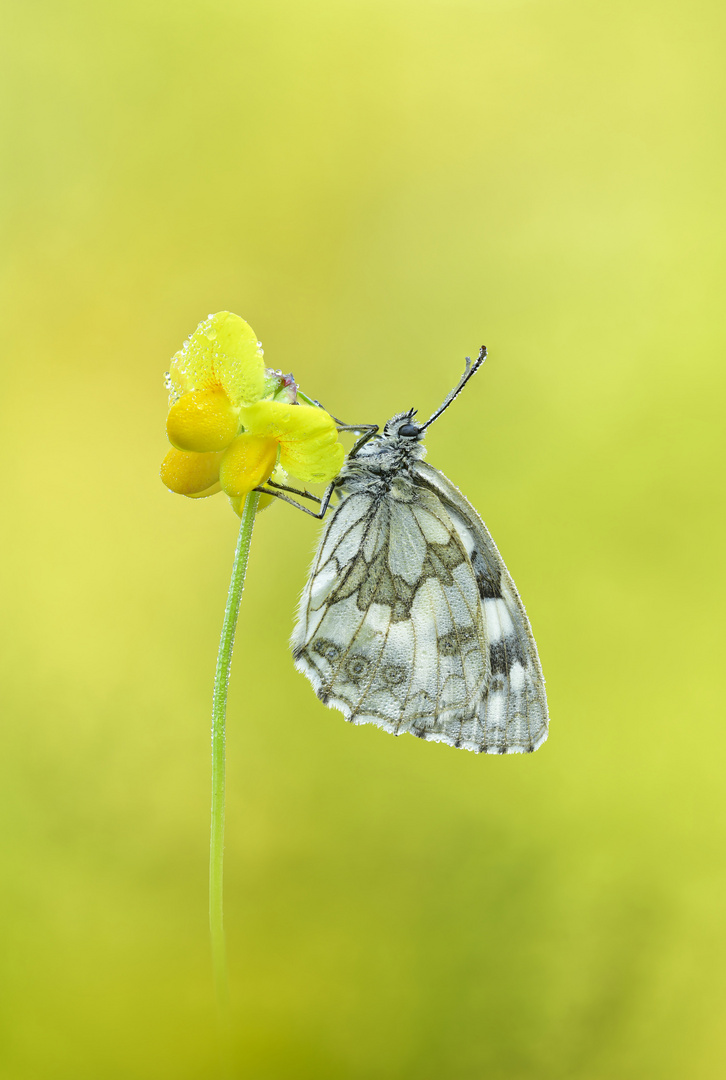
[337,412,427,499]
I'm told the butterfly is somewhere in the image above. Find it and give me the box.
[263,348,548,754]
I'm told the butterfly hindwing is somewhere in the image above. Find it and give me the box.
[414,462,549,753]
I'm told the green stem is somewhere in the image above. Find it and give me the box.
[209,490,260,1060]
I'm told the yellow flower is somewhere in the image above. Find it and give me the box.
[160,312,344,513]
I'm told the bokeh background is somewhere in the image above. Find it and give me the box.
[1,0,725,1076]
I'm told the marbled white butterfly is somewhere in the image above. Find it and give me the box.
[264,349,548,754]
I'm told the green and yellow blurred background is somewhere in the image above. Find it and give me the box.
[2,1,725,1076]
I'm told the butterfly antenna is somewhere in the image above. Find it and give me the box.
[419,345,487,432]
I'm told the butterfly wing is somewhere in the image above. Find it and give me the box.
[414,461,549,754]
[291,486,490,740]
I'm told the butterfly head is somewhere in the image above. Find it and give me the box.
[383,410,424,442]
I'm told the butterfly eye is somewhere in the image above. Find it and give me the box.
[398,423,420,438]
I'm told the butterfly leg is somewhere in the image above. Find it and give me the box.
[309,405,378,446]
[264,480,323,504]
[254,479,339,519]
[342,424,379,457]
[296,392,379,451]
[303,418,378,456]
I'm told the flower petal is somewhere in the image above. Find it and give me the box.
[229,492,276,515]
[168,312,265,407]
[219,433,279,498]
[238,401,345,484]
[160,448,224,497]
[166,388,239,452]
[281,434,345,484]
